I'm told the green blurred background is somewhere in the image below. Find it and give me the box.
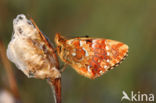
[0,0,156,103]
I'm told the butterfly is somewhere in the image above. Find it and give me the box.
[55,33,128,79]
[7,14,61,79]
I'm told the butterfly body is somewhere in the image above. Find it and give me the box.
[55,33,128,79]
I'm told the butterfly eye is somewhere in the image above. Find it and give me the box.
[55,33,66,46]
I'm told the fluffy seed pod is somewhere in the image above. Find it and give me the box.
[7,14,61,79]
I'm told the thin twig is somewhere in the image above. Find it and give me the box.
[48,78,61,103]
[0,40,22,103]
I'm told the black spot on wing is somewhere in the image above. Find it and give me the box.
[86,39,92,43]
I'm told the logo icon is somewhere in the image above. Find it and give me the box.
[121,91,131,101]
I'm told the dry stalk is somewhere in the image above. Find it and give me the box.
[0,40,21,103]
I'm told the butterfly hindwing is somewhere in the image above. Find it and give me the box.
[55,34,128,79]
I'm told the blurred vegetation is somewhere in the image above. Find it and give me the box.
[0,0,156,103]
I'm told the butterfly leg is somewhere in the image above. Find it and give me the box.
[53,48,57,53]
[60,64,68,73]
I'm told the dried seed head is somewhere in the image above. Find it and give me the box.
[7,14,61,79]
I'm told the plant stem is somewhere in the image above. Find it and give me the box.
[48,78,61,103]
[0,41,21,103]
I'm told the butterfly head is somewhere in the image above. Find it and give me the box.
[55,33,66,44]
[55,33,66,54]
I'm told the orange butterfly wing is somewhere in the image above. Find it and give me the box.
[55,33,128,79]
